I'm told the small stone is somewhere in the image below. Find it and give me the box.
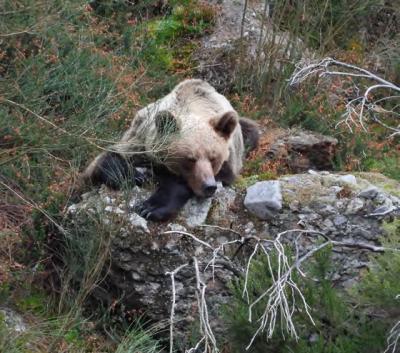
[352,227,377,241]
[168,223,187,232]
[346,198,364,214]
[104,206,125,214]
[244,222,255,235]
[342,278,358,289]
[67,204,78,214]
[289,200,301,211]
[313,203,336,216]
[103,196,114,204]
[309,333,319,343]
[0,308,27,333]
[244,181,282,220]
[338,174,357,185]
[322,218,335,229]
[369,205,393,216]
[333,215,347,226]
[165,240,180,252]
[374,193,387,204]
[181,197,213,228]
[358,187,379,199]
[128,213,149,233]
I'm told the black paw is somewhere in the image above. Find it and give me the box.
[136,201,174,222]
[134,168,153,186]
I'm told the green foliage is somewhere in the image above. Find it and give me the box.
[362,154,400,182]
[273,0,382,50]
[355,220,400,309]
[16,292,47,315]
[223,245,388,353]
[280,91,338,135]
[115,323,162,353]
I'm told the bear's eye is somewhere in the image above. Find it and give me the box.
[187,157,197,163]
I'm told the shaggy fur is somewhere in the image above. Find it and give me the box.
[82,79,259,221]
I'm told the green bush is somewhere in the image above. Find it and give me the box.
[223,245,388,353]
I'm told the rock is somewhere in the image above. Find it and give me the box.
[66,170,400,343]
[286,131,338,172]
[128,213,149,234]
[263,129,338,173]
[358,186,379,199]
[168,223,187,232]
[345,198,364,214]
[104,206,125,214]
[309,333,320,344]
[208,186,237,224]
[338,174,357,185]
[370,205,394,216]
[104,230,239,346]
[0,307,27,333]
[244,180,282,219]
[179,196,213,228]
[333,215,347,227]
[195,0,311,90]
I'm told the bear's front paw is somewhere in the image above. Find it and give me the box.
[133,167,152,186]
[136,201,175,222]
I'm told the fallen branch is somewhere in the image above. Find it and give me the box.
[385,320,400,353]
[166,263,189,353]
[288,58,400,136]
[384,295,400,353]
[164,228,400,352]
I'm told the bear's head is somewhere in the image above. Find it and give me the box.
[155,110,238,198]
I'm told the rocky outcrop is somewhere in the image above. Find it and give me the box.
[68,171,399,342]
[256,128,339,173]
[194,0,311,91]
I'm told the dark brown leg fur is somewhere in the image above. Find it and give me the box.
[239,117,260,155]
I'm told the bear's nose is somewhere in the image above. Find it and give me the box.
[202,181,217,197]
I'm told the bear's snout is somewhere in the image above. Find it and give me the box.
[202,179,217,197]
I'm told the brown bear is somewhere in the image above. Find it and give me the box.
[82,79,259,221]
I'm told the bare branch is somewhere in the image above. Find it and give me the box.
[164,228,399,352]
[385,320,400,353]
[288,58,400,136]
[166,264,189,353]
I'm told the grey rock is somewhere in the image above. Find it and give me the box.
[195,0,311,90]
[244,222,255,235]
[370,205,394,216]
[168,223,187,232]
[318,205,337,216]
[244,181,282,220]
[289,200,301,211]
[208,185,237,225]
[128,213,149,234]
[358,187,379,199]
[338,174,357,185]
[67,170,400,342]
[309,333,319,343]
[265,130,338,173]
[180,196,213,228]
[0,308,27,333]
[333,215,348,227]
[104,205,125,214]
[346,198,364,214]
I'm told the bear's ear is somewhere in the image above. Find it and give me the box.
[211,111,238,139]
[155,110,179,136]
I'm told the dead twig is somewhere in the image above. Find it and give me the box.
[288,58,400,136]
